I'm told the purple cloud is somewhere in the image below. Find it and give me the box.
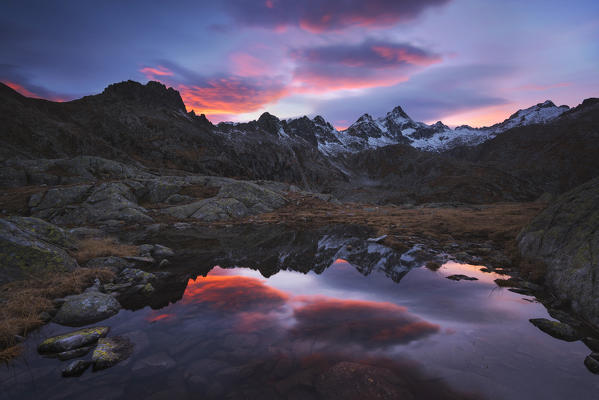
[222,0,451,32]
[289,41,441,91]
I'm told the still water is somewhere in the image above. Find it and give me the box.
[1,240,597,399]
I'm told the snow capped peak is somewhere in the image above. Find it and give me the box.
[214,99,572,156]
[499,100,569,131]
[356,113,375,123]
[387,105,411,120]
[539,99,556,108]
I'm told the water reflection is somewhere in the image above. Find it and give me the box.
[290,297,439,348]
[1,230,598,399]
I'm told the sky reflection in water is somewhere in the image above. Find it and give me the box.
[1,260,598,400]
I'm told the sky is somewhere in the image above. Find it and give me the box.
[1,0,598,129]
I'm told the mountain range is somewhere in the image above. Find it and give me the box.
[1,80,598,204]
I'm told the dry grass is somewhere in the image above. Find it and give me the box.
[248,194,546,252]
[74,237,138,263]
[0,268,115,362]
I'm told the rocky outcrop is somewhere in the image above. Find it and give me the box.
[0,217,78,285]
[161,180,286,221]
[518,177,599,325]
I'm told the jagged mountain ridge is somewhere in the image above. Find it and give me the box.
[216,96,570,154]
[1,80,596,204]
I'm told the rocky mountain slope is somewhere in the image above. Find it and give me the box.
[0,81,345,191]
[518,177,599,326]
[1,80,597,204]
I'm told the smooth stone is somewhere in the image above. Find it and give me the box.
[584,353,599,374]
[529,318,583,341]
[53,292,121,326]
[583,337,599,352]
[62,360,92,377]
[57,346,94,361]
[38,327,109,353]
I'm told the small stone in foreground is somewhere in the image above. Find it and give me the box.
[92,336,133,371]
[57,346,94,361]
[62,360,91,377]
[584,353,599,374]
[53,292,121,326]
[38,327,109,353]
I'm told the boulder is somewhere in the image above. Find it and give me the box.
[53,292,121,326]
[518,177,599,325]
[92,336,133,371]
[0,217,78,285]
[584,353,599,374]
[38,326,109,353]
[529,318,583,342]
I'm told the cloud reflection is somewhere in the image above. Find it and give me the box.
[290,297,439,348]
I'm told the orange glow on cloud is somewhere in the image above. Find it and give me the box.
[140,66,174,78]
[2,80,67,102]
[178,80,289,119]
[3,81,42,98]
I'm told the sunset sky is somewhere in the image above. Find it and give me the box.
[1,0,598,128]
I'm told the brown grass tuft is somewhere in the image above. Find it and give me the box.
[74,237,138,263]
[0,268,115,362]
[0,345,22,364]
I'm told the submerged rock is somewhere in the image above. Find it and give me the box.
[584,353,599,374]
[62,360,92,377]
[53,292,121,326]
[131,352,176,376]
[315,361,413,400]
[92,336,133,371]
[446,274,478,281]
[38,327,109,353]
[529,318,583,341]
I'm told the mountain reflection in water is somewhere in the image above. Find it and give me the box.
[1,227,598,399]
